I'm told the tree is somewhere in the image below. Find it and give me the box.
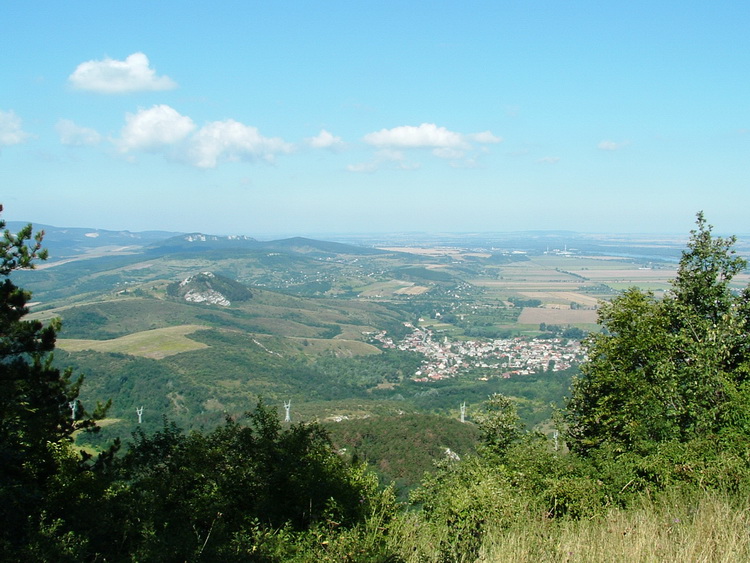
[566,213,750,455]
[113,403,385,561]
[0,206,112,556]
[473,393,522,454]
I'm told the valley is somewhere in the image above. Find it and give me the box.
[16,223,748,489]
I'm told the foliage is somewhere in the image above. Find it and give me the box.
[566,212,750,455]
[391,367,576,428]
[410,455,524,561]
[0,208,114,558]
[109,402,386,561]
[393,266,454,283]
[508,296,542,308]
[473,393,522,454]
[325,413,480,496]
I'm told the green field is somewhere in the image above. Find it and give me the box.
[58,324,209,358]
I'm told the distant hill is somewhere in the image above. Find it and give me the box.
[150,233,386,257]
[262,236,386,256]
[148,233,258,253]
[5,221,181,260]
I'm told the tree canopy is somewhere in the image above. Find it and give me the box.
[566,212,750,454]
[0,207,394,561]
[0,209,109,556]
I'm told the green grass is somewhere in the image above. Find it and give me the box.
[349,490,750,562]
[475,491,750,562]
[58,324,209,358]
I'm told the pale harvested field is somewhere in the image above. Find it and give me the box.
[57,324,209,359]
[519,291,601,307]
[518,307,599,325]
[359,280,420,297]
[378,246,463,257]
[473,280,585,290]
[395,285,430,295]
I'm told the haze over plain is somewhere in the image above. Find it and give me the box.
[1,1,749,236]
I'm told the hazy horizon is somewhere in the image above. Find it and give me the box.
[10,218,750,245]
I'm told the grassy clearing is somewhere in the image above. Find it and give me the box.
[359,491,750,563]
[476,492,750,562]
[57,324,209,359]
[358,279,422,297]
[279,335,382,357]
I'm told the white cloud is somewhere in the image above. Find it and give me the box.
[69,52,177,94]
[113,105,292,167]
[0,110,31,146]
[364,123,468,149]
[188,120,293,168]
[118,105,195,152]
[56,119,102,146]
[598,140,628,151]
[306,129,344,150]
[360,123,501,168]
[363,123,502,150]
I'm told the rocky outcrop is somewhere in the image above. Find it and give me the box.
[167,272,252,307]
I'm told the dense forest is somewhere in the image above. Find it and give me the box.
[3,210,750,561]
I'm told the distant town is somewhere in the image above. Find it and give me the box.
[371,323,585,382]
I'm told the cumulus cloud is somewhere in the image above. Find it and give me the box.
[0,110,31,146]
[188,119,293,168]
[364,123,468,149]
[359,123,501,168]
[118,105,195,152]
[69,52,177,94]
[306,129,344,150]
[363,123,503,150]
[113,105,293,167]
[110,110,499,171]
[56,119,102,146]
[598,140,628,151]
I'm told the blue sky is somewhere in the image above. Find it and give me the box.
[1,1,749,236]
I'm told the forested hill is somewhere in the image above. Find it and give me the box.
[148,233,388,256]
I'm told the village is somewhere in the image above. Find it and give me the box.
[371,323,585,382]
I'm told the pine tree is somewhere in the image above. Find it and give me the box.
[0,206,112,556]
